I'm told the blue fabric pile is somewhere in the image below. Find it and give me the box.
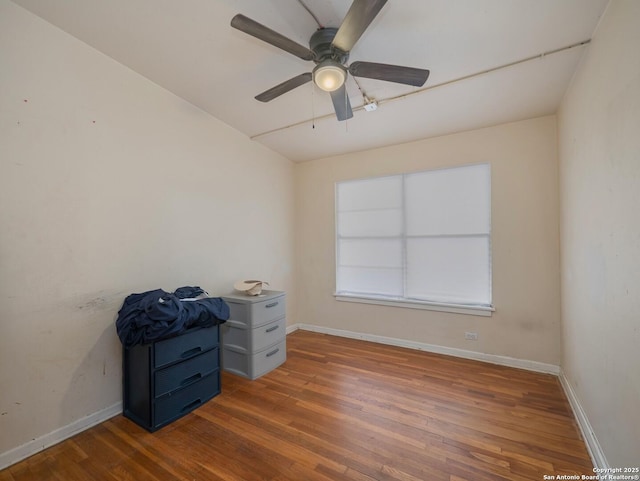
[116,286,229,348]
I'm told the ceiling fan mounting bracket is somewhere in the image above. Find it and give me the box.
[309,28,349,64]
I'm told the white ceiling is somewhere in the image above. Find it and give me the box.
[12,0,609,162]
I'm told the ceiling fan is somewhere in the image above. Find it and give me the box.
[231,0,430,121]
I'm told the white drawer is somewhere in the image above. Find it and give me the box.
[251,340,286,379]
[221,347,250,378]
[247,296,285,327]
[252,317,286,352]
[224,292,286,328]
[221,316,286,353]
[222,339,286,380]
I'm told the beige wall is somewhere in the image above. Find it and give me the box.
[558,0,640,467]
[295,116,561,365]
[0,1,294,456]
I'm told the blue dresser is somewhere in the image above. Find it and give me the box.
[123,324,221,431]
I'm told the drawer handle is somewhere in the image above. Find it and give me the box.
[181,398,202,413]
[266,348,280,358]
[180,372,202,387]
[265,302,279,308]
[180,346,202,359]
[265,325,280,333]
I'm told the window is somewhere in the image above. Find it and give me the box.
[335,163,492,315]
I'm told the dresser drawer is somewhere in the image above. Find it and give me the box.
[221,347,249,378]
[220,320,248,352]
[248,296,286,327]
[155,348,219,397]
[222,339,286,380]
[154,326,218,368]
[253,317,286,352]
[252,340,286,379]
[226,293,285,328]
[221,317,286,353]
[154,371,220,427]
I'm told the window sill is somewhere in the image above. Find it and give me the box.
[334,293,494,317]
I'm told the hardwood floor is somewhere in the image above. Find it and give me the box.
[2,330,593,481]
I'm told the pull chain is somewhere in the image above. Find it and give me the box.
[312,83,315,129]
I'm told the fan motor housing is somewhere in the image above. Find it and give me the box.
[309,28,348,64]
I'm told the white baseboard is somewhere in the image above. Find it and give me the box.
[558,371,609,469]
[289,323,560,375]
[285,323,300,335]
[0,401,122,471]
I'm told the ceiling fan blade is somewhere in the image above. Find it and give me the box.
[330,84,354,121]
[349,61,429,87]
[255,73,313,102]
[231,14,315,61]
[332,0,388,53]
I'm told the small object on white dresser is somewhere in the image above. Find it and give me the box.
[233,279,270,296]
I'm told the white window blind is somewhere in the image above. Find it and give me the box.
[336,163,491,308]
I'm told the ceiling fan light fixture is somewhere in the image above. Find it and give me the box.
[313,61,346,92]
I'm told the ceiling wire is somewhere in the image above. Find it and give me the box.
[379,40,591,106]
[350,75,367,102]
[297,0,323,28]
[250,39,592,140]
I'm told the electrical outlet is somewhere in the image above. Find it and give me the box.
[465,331,479,341]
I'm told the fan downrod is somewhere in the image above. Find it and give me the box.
[309,28,348,64]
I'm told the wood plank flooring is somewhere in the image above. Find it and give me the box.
[2,330,593,481]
